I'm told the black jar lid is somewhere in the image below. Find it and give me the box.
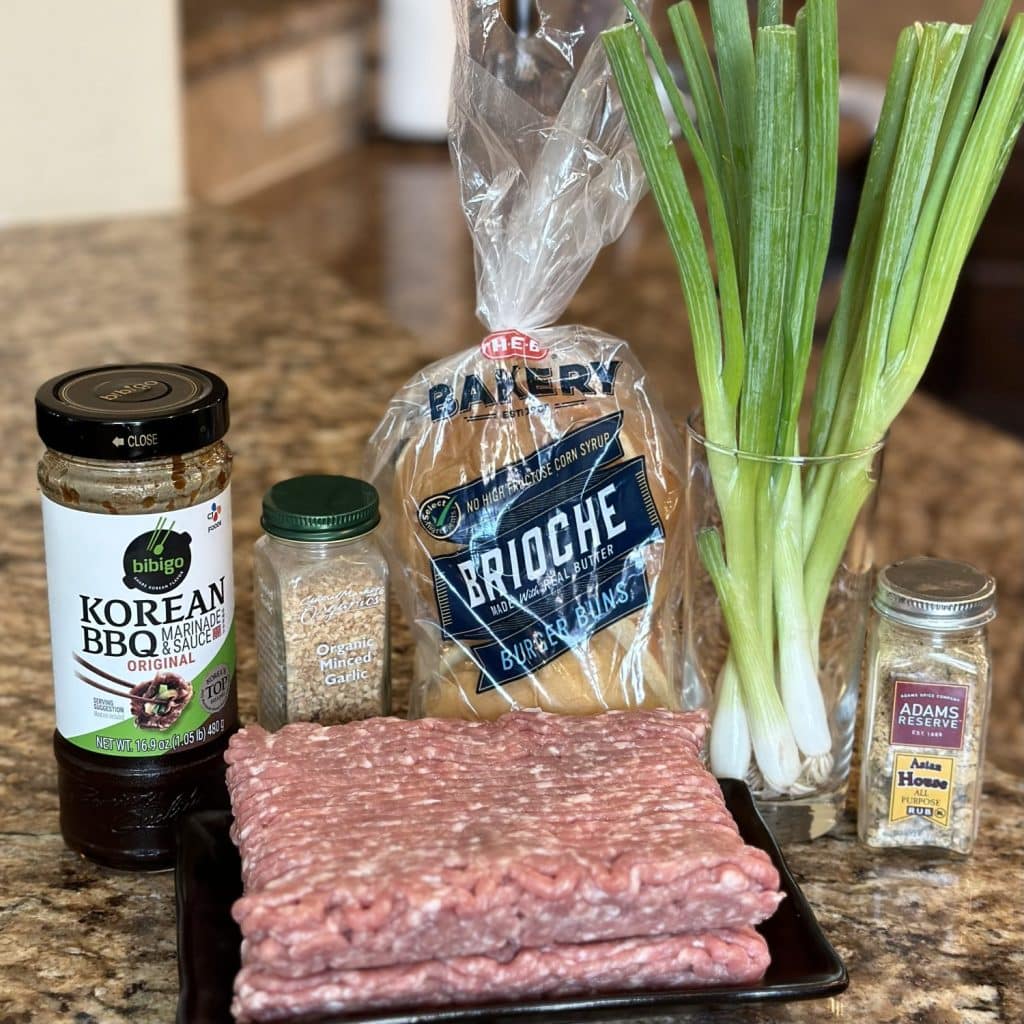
[36,364,229,461]
[262,475,380,542]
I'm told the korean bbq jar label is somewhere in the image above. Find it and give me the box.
[41,488,235,757]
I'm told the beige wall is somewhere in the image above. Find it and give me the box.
[0,0,183,227]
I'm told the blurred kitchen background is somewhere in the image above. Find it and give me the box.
[2,0,1022,433]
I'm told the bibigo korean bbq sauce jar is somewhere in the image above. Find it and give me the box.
[36,364,236,869]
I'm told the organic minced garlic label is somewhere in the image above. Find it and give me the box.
[281,576,388,723]
[41,489,235,757]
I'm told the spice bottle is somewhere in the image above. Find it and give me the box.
[36,364,237,870]
[858,557,995,855]
[254,475,390,729]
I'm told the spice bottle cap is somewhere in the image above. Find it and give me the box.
[36,364,229,461]
[873,557,996,631]
[262,475,380,542]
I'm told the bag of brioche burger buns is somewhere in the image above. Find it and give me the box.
[366,0,684,720]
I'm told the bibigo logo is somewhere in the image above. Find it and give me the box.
[122,517,193,594]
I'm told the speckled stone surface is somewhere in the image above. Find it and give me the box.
[1,210,1023,1023]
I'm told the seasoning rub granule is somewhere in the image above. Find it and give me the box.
[858,557,995,855]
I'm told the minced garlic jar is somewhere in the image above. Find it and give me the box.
[254,475,390,730]
[858,557,995,855]
[36,364,236,869]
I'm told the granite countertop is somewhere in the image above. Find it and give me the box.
[1,210,1023,1024]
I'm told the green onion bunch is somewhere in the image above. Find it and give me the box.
[603,0,1024,792]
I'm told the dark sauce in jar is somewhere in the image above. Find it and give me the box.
[36,365,237,870]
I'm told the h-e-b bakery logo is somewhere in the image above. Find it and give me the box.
[427,359,623,421]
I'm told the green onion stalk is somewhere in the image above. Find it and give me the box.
[603,0,1024,793]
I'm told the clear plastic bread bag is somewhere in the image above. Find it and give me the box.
[366,0,685,720]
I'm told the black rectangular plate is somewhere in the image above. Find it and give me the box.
[176,780,847,1024]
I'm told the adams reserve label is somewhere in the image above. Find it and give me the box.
[41,488,236,757]
[889,679,969,750]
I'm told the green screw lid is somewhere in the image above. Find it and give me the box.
[261,475,380,542]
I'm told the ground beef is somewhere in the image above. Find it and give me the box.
[227,709,782,1020]
[233,927,771,1023]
